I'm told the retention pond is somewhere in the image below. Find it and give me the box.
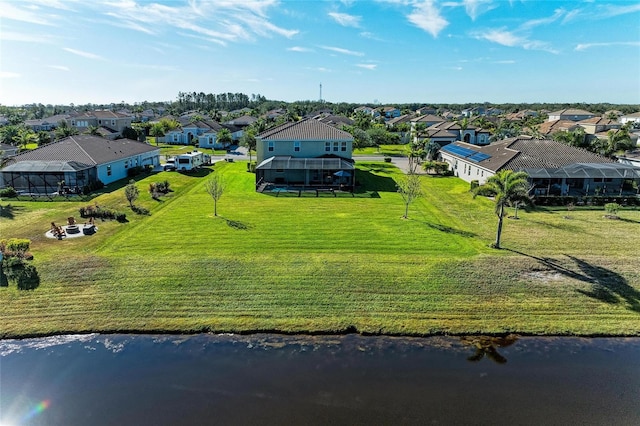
[1,334,639,425]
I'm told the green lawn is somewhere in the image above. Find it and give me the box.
[1,161,639,338]
[354,144,407,156]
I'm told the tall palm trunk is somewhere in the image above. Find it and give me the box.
[495,204,504,249]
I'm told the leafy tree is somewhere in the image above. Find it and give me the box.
[121,126,138,140]
[397,174,423,219]
[473,170,530,249]
[353,110,372,130]
[36,131,52,146]
[0,125,20,145]
[86,125,102,136]
[217,128,232,149]
[124,179,139,208]
[239,128,257,162]
[205,173,225,217]
[425,140,440,161]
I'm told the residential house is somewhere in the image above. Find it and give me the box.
[547,109,596,122]
[354,106,380,118]
[410,114,445,128]
[24,114,69,132]
[427,121,490,145]
[576,117,620,135]
[416,106,436,116]
[537,119,580,136]
[439,136,640,196]
[164,120,241,148]
[386,114,414,129]
[225,115,257,128]
[316,114,354,128]
[620,112,640,125]
[0,143,19,158]
[0,135,160,194]
[378,106,401,119]
[617,150,640,169]
[67,110,133,139]
[255,118,355,190]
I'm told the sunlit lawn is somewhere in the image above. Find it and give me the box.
[354,144,407,156]
[1,161,639,338]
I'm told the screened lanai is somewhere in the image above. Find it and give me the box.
[522,163,640,196]
[255,156,355,190]
[0,160,94,195]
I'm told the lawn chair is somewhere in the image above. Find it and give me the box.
[51,222,66,239]
[67,217,76,226]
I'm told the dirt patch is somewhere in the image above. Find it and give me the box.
[521,270,565,284]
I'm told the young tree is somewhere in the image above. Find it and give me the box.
[205,173,225,217]
[397,174,423,219]
[124,179,139,208]
[474,170,530,249]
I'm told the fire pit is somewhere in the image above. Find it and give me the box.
[66,225,80,234]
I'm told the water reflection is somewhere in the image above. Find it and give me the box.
[461,334,519,364]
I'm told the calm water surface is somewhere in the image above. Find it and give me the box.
[1,334,639,425]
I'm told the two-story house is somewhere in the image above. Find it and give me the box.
[67,110,133,139]
[255,119,355,190]
[547,109,596,122]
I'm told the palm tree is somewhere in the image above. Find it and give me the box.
[239,129,257,162]
[12,128,38,150]
[474,170,530,249]
[150,123,165,146]
[216,128,232,150]
[54,121,79,140]
[86,125,102,136]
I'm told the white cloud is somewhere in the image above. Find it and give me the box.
[63,47,106,60]
[520,8,566,30]
[47,65,70,71]
[597,3,640,18]
[575,41,640,52]
[319,45,364,56]
[100,0,298,45]
[0,72,21,79]
[328,12,361,27]
[473,29,558,54]
[356,63,378,70]
[287,46,313,52]
[462,0,496,21]
[0,3,58,25]
[407,0,448,37]
[0,31,56,43]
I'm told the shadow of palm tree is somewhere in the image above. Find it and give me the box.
[461,335,518,364]
[507,249,640,313]
[0,204,25,220]
[2,261,40,290]
[219,216,252,230]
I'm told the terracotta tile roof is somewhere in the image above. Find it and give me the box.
[11,135,158,166]
[258,118,353,141]
[577,117,617,125]
[548,108,595,117]
[537,119,579,135]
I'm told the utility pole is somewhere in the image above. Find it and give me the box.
[319,83,323,103]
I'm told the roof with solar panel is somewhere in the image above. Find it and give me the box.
[440,136,616,173]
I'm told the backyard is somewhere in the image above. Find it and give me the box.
[0,161,639,338]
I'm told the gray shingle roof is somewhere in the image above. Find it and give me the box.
[258,118,353,141]
[10,135,158,166]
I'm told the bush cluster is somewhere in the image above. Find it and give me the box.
[0,187,18,198]
[534,195,639,207]
[0,238,32,259]
[82,180,105,195]
[79,204,127,222]
[149,180,171,199]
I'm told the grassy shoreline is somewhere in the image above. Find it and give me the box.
[1,161,639,339]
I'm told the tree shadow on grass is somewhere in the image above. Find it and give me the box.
[354,169,397,193]
[507,249,640,313]
[219,216,252,230]
[416,220,477,238]
[0,204,26,220]
[2,261,40,290]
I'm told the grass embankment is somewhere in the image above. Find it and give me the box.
[354,145,407,156]
[1,161,639,338]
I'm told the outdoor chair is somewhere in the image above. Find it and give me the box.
[67,217,76,226]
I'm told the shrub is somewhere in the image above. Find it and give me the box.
[384,156,392,163]
[470,180,479,191]
[132,205,150,215]
[79,204,126,222]
[0,238,31,259]
[0,187,18,198]
[82,180,104,195]
[605,203,621,216]
[127,166,145,177]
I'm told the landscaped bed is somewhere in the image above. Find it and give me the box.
[0,161,639,338]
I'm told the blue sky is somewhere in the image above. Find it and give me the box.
[1,0,639,106]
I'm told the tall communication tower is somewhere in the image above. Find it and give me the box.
[319,83,323,102]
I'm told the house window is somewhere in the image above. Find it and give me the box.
[341,142,347,152]
[111,120,116,126]
[294,141,300,152]
[98,120,102,124]
[173,134,178,142]
[276,168,284,173]
[333,142,339,152]
[268,141,274,152]
[124,161,128,169]
[325,142,331,152]
[107,165,112,176]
